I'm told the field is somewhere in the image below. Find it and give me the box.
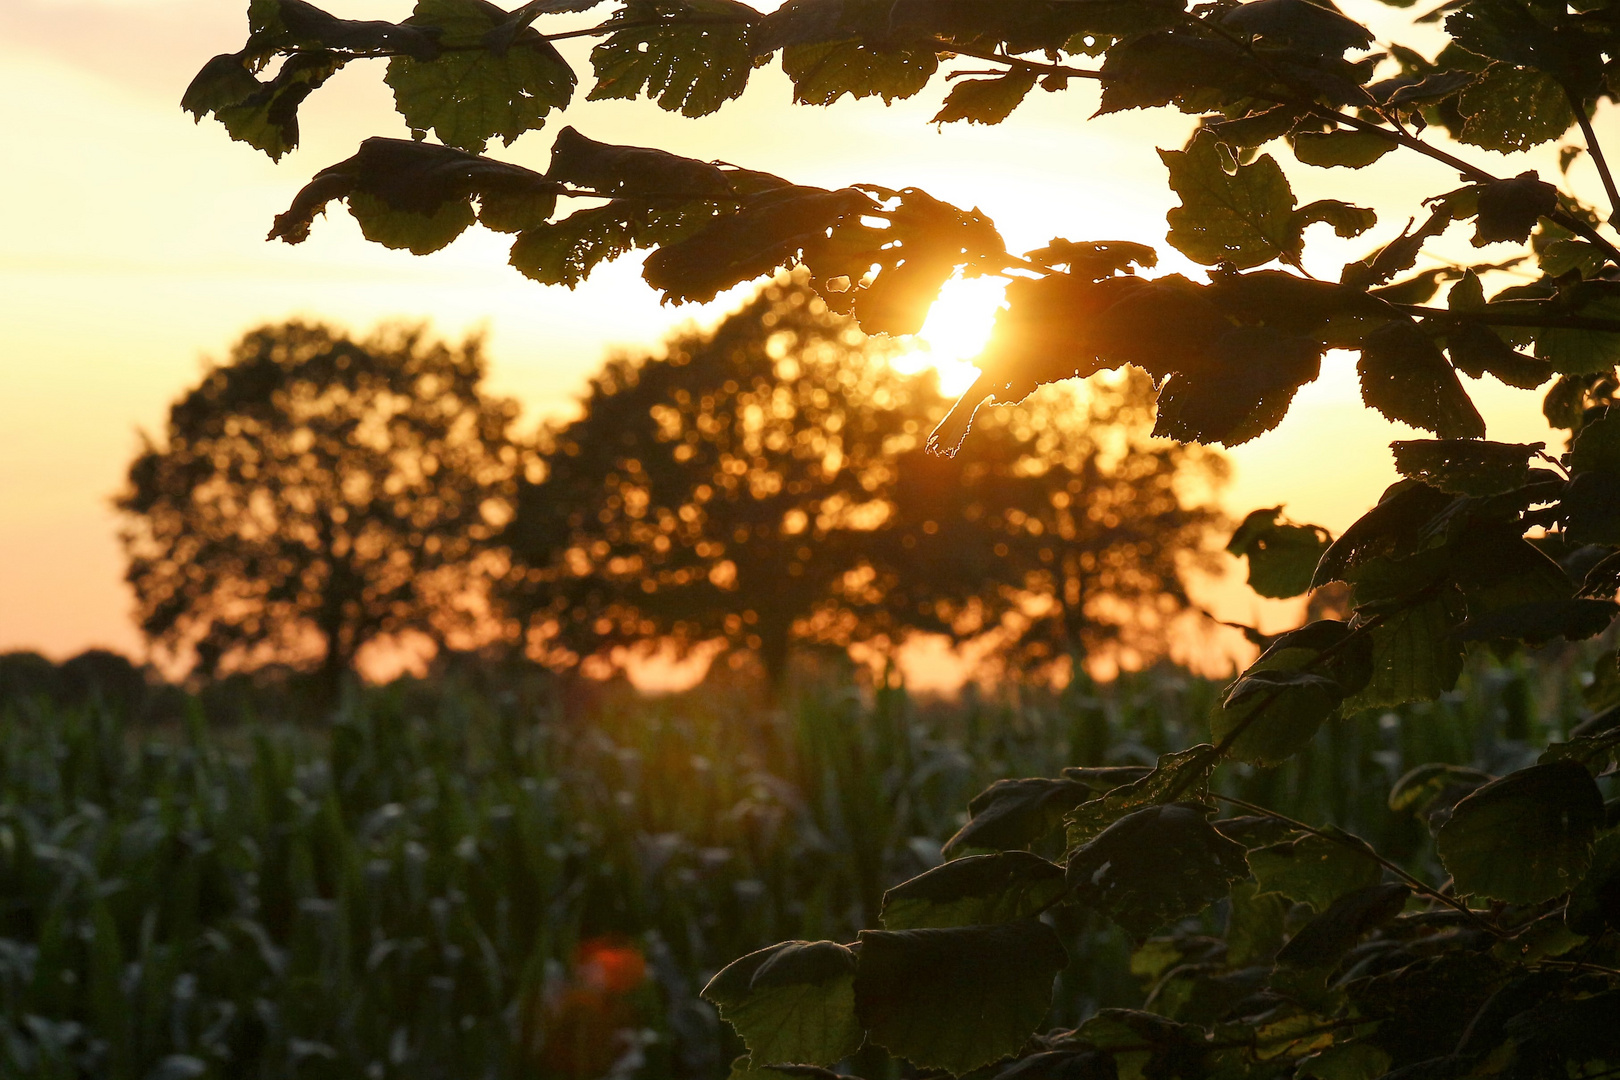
[0,652,1597,1080]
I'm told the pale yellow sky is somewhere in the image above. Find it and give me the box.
[0,0,1607,676]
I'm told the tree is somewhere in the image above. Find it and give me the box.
[505,275,930,688]
[878,373,1227,675]
[119,321,519,687]
[189,3,1620,1078]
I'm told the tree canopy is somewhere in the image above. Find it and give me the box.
[119,321,519,685]
[505,276,1225,684]
[186,1,1620,1078]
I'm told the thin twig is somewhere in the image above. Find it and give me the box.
[1568,87,1620,227]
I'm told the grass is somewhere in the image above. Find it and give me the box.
[0,648,1600,1079]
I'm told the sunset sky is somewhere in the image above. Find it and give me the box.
[1,0,1608,682]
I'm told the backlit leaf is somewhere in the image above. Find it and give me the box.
[703,940,863,1067]
[1066,744,1215,846]
[1357,321,1485,439]
[1250,827,1382,910]
[588,0,756,117]
[1161,135,1298,269]
[1226,506,1332,598]
[1390,438,1540,496]
[1276,883,1410,968]
[943,777,1094,856]
[1436,760,1604,903]
[881,851,1066,930]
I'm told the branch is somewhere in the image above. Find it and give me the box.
[1398,303,1620,333]
[1568,86,1620,227]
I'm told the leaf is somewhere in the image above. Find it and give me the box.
[1459,599,1618,644]
[1291,129,1395,168]
[783,40,938,106]
[1473,173,1557,246]
[546,125,734,197]
[588,0,756,117]
[1065,803,1250,939]
[1276,883,1411,968]
[268,137,564,247]
[994,1046,1121,1080]
[1562,471,1620,544]
[1066,744,1215,846]
[1389,439,1541,496]
[932,70,1038,125]
[1097,31,1264,115]
[880,852,1066,930]
[1151,326,1325,446]
[1221,0,1373,57]
[1436,760,1605,903]
[1388,763,1492,818]
[643,186,873,303]
[943,777,1095,856]
[1214,669,1346,766]
[386,0,576,152]
[853,921,1067,1076]
[1077,1009,1209,1080]
[1565,832,1620,936]
[1250,827,1382,910]
[1456,63,1574,154]
[248,0,444,56]
[1227,507,1332,598]
[702,940,863,1067]
[183,50,344,161]
[1311,480,1454,589]
[1294,199,1377,240]
[1226,880,1290,966]
[1342,590,1467,710]
[1298,1043,1391,1080]
[1161,135,1298,269]
[1357,322,1486,439]
[1535,292,1620,374]
[510,202,642,286]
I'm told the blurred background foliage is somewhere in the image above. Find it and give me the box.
[0,644,1606,1079]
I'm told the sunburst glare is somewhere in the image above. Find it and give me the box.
[892,275,1008,397]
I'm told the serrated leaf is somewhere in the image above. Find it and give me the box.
[783,40,937,105]
[1066,744,1215,846]
[1388,763,1492,816]
[1389,439,1541,496]
[943,777,1094,856]
[1221,0,1372,56]
[185,50,344,161]
[1097,30,1263,114]
[1152,326,1325,447]
[1066,803,1250,939]
[1161,135,1298,269]
[588,0,755,117]
[510,202,641,286]
[854,921,1067,1076]
[1276,883,1410,968]
[1214,669,1346,766]
[1291,129,1395,168]
[1460,599,1618,644]
[1456,63,1574,153]
[1250,827,1382,910]
[348,190,476,253]
[248,0,443,56]
[1227,506,1332,598]
[1536,293,1620,375]
[932,70,1038,125]
[1436,760,1604,903]
[1565,832,1620,935]
[1343,590,1466,710]
[386,0,576,152]
[1474,173,1557,245]
[703,941,863,1067]
[1357,322,1485,439]
[880,852,1065,930]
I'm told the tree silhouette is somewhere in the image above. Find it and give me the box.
[119,321,519,688]
[504,277,929,687]
[879,374,1227,674]
[506,278,1224,685]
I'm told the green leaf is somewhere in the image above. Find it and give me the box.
[1221,0,1373,57]
[1097,30,1264,114]
[1226,879,1290,966]
[783,40,937,106]
[547,125,734,197]
[1076,1008,1209,1080]
[1066,803,1249,939]
[1389,438,1541,496]
[588,0,756,117]
[1214,669,1345,766]
[1342,590,1467,710]
[386,0,576,152]
[348,190,476,253]
[1534,293,1620,375]
[1298,1042,1391,1080]
[932,70,1038,125]
[1227,507,1332,598]
[1456,63,1574,154]
[1291,129,1395,168]
[1357,322,1486,439]
[943,777,1094,856]
[510,202,640,286]
[1249,827,1382,910]
[1565,831,1620,936]
[1161,135,1298,269]
[1436,760,1605,903]
[1150,326,1324,446]
[1276,883,1411,969]
[1294,199,1377,240]
[247,0,443,56]
[881,852,1066,930]
[184,51,344,161]
[1474,172,1558,246]
[1066,744,1215,847]
[702,940,863,1067]
[1388,763,1492,818]
[854,921,1067,1075]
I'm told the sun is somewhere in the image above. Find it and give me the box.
[892,275,1008,397]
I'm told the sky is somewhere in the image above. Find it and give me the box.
[0,0,1609,685]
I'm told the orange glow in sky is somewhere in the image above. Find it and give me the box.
[0,0,1607,684]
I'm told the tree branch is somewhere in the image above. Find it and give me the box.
[1568,87,1620,227]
